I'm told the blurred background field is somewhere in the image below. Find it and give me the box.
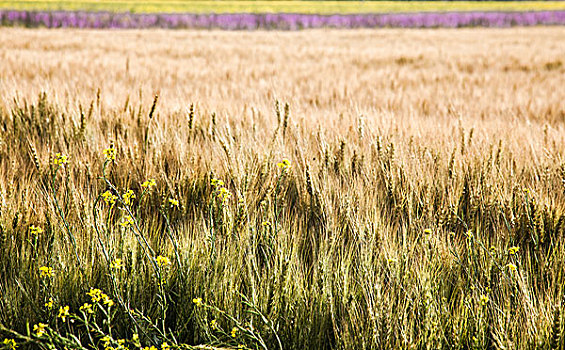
[1,0,565,14]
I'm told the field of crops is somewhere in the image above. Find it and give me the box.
[2,0,565,14]
[4,10,565,29]
[0,27,564,349]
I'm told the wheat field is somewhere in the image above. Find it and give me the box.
[0,27,565,349]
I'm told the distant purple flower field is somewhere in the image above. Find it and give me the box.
[1,10,564,30]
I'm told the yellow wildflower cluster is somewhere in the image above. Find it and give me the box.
[122,189,136,206]
[87,288,114,307]
[101,336,113,350]
[156,255,171,268]
[210,319,218,330]
[110,258,124,270]
[79,303,94,314]
[29,225,43,237]
[507,263,517,272]
[211,178,224,188]
[33,323,48,337]
[2,338,17,350]
[45,297,54,310]
[210,178,231,203]
[423,228,432,235]
[141,178,156,189]
[508,246,519,255]
[120,215,134,228]
[58,305,70,322]
[140,344,168,350]
[131,334,140,348]
[168,198,179,207]
[103,147,116,161]
[217,187,231,203]
[39,266,54,278]
[102,190,118,206]
[277,158,291,172]
[101,336,127,350]
[231,327,238,338]
[53,153,68,167]
[192,297,203,307]
[479,294,489,306]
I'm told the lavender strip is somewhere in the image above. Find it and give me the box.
[1,10,564,29]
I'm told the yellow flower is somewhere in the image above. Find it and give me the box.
[2,338,17,350]
[39,266,54,278]
[102,295,114,307]
[33,323,48,337]
[465,230,474,239]
[156,255,171,268]
[168,198,179,207]
[507,263,517,272]
[45,298,54,310]
[141,178,156,188]
[131,334,140,347]
[103,147,116,161]
[79,303,94,314]
[142,347,158,350]
[423,228,432,235]
[217,187,231,203]
[479,294,489,306]
[110,258,124,270]
[231,327,238,338]
[58,305,70,322]
[211,178,224,187]
[508,246,519,255]
[192,297,203,307]
[122,189,136,206]
[277,158,291,172]
[387,258,397,264]
[210,319,218,330]
[87,288,103,303]
[102,190,118,206]
[161,343,170,350]
[101,336,113,349]
[120,215,134,228]
[262,221,271,227]
[53,153,68,167]
[87,288,112,306]
[29,225,43,237]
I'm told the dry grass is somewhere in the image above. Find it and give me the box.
[0,27,565,349]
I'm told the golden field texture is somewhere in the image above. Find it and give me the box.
[0,28,565,349]
[2,0,565,14]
